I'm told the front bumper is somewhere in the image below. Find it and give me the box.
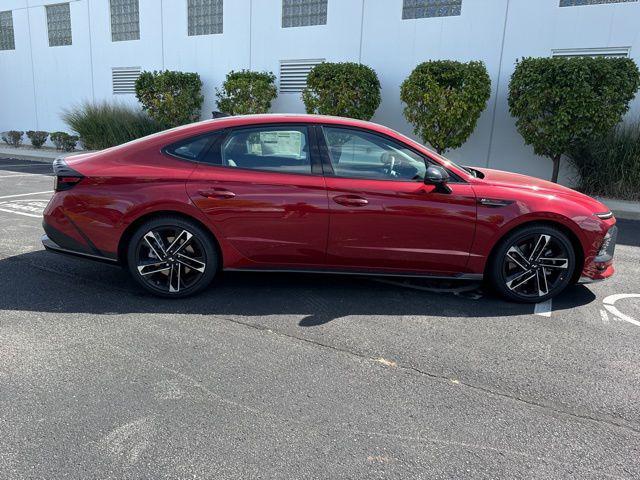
[581,224,617,282]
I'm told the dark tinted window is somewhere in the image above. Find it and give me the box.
[322,127,427,181]
[164,132,225,163]
[221,126,311,174]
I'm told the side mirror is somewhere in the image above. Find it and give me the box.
[424,165,452,193]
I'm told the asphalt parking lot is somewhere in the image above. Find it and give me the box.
[0,157,639,479]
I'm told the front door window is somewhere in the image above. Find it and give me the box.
[322,127,427,181]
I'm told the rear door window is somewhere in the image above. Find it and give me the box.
[221,126,311,174]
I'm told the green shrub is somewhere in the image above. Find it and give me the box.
[216,70,278,115]
[401,60,491,154]
[569,121,640,201]
[26,130,49,149]
[62,101,162,150]
[135,70,204,128]
[509,56,640,183]
[50,132,79,152]
[2,130,24,148]
[302,62,381,120]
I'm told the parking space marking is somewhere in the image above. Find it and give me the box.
[0,163,51,168]
[534,299,553,317]
[603,294,640,327]
[0,191,52,200]
[0,207,41,218]
[0,173,47,178]
[0,199,49,218]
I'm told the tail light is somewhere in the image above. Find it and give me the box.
[53,157,84,191]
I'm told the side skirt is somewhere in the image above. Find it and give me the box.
[224,267,483,281]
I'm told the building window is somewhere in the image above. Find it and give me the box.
[559,0,637,6]
[188,0,223,36]
[110,0,140,42]
[46,3,72,47]
[282,0,327,28]
[279,59,324,93]
[0,10,15,51]
[402,0,462,19]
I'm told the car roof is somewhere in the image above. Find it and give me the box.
[181,114,393,135]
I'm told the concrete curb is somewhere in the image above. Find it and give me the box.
[596,197,640,221]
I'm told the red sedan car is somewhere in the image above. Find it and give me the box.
[42,114,616,302]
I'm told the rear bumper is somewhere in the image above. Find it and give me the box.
[42,231,118,264]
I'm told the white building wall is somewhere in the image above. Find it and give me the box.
[1,0,640,184]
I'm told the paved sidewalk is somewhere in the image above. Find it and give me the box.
[597,196,640,221]
[0,146,93,163]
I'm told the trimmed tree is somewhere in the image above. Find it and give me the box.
[302,62,381,120]
[135,70,204,128]
[26,131,49,149]
[508,56,640,183]
[216,70,278,116]
[400,60,491,154]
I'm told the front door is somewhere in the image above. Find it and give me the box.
[185,125,329,268]
[319,126,477,275]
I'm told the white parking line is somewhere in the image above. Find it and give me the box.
[0,164,51,168]
[0,173,47,178]
[0,207,41,218]
[534,299,553,317]
[603,294,640,327]
[0,191,52,200]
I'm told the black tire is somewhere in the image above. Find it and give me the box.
[126,216,218,298]
[488,225,576,303]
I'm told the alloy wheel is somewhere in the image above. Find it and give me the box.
[135,227,207,294]
[502,233,571,299]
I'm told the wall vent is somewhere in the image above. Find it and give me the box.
[279,59,324,94]
[551,47,630,58]
[112,67,141,94]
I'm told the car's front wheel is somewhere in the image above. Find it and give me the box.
[488,225,576,303]
[126,216,218,298]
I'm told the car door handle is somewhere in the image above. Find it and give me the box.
[198,188,236,199]
[333,194,369,207]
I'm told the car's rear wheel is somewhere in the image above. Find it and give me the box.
[126,216,218,298]
[488,225,576,303]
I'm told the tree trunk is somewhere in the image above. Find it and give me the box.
[551,155,561,183]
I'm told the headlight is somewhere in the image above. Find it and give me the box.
[595,211,614,220]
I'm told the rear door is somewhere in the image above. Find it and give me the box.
[184,125,329,268]
[318,126,477,274]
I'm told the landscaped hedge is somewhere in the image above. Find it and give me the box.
[50,132,78,151]
[63,102,162,150]
[569,122,640,200]
[509,56,640,182]
[1,131,24,148]
[216,70,278,115]
[401,60,491,154]
[302,62,381,120]
[135,70,204,128]
[26,131,48,149]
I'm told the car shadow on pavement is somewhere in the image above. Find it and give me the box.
[0,250,597,326]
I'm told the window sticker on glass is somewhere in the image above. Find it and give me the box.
[247,131,304,157]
